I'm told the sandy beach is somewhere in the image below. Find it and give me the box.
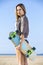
[0,55,43,65]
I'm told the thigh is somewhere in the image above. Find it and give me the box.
[16,49,22,61]
[16,49,25,65]
[16,49,19,63]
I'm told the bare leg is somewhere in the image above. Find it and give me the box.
[24,56,28,65]
[21,53,28,65]
[16,49,25,65]
[16,49,19,64]
[21,53,25,65]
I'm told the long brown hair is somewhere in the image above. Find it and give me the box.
[16,3,26,21]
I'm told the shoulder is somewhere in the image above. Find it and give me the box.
[24,15,28,19]
[23,15,29,24]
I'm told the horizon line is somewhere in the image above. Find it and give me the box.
[0,54,43,56]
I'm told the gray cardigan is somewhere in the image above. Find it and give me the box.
[16,15,29,38]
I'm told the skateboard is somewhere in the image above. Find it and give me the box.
[9,30,36,60]
[9,31,20,47]
[20,40,36,60]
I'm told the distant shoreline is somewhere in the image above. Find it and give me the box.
[0,54,43,56]
[0,54,16,56]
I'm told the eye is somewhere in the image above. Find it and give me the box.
[17,9,22,11]
[19,9,21,11]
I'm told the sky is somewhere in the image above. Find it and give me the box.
[0,0,43,54]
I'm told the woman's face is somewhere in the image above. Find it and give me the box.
[16,6,24,17]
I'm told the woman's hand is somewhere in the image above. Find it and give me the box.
[16,44,20,50]
[20,34,24,41]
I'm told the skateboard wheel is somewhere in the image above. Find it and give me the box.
[32,47,36,50]
[26,55,29,57]
[9,37,12,40]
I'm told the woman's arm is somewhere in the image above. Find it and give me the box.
[23,16,29,37]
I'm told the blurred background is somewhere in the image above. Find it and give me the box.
[0,0,43,55]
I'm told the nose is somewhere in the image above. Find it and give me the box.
[17,10,20,14]
[17,10,20,13]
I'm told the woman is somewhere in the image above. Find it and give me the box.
[15,3,29,65]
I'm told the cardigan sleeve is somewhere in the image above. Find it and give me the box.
[23,16,29,38]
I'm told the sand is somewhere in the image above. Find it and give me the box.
[0,55,43,65]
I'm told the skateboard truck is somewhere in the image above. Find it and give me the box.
[9,32,16,40]
[26,47,36,57]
